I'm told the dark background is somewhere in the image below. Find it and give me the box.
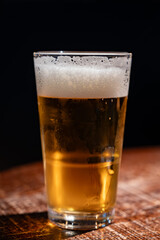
[1,0,160,171]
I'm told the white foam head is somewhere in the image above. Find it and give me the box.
[34,54,131,99]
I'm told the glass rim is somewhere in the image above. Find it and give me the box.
[33,51,132,57]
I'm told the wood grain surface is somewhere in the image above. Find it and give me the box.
[0,147,160,239]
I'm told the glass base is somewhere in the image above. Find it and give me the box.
[48,207,115,230]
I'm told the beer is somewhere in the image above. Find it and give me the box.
[34,51,132,229]
[38,96,127,214]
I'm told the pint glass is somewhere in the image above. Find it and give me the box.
[33,51,132,230]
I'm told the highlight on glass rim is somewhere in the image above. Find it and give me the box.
[34,51,132,230]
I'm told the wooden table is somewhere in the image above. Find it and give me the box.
[0,147,160,239]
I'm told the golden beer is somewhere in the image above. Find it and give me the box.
[38,96,127,211]
[34,51,132,229]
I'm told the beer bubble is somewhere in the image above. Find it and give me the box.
[34,55,131,99]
